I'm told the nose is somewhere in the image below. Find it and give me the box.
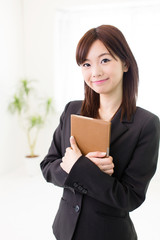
[92,64,103,78]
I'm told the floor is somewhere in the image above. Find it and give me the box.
[0,160,160,240]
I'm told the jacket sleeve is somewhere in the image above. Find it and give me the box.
[40,103,70,187]
[64,114,160,212]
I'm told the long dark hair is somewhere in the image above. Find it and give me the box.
[76,25,139,121]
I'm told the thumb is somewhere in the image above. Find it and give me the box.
[70,136,78,151]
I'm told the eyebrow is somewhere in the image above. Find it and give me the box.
[84,52,111,62]
[99,53,111,58]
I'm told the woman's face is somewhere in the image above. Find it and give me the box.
[80,40,128,97]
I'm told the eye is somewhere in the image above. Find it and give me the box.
[101,58,110,64]
[82,62,91,68]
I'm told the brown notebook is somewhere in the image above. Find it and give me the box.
[71,114,111,156]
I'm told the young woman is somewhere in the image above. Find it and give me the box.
[40,25,160,240]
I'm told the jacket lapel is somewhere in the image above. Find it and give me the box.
[110,108,133,145]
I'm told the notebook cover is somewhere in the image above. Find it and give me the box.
[71,114,111,156]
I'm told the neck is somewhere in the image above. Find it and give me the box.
[98,93,122,121]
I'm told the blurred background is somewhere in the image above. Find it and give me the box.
[0,0,160,239]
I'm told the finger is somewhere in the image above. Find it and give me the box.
[86,152,106,158]
[101,157,114,165]
[100,163,114,171]
[66,147,72,152]
[70,136,78,151]
[105,169,114,176]
[101,157,113,166]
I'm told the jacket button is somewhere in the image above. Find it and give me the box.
[73,182,78,188]
[78,185,83,191]
[82,189,88,194]
[75,205,80,213]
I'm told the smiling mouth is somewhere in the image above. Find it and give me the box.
[92,78,109,84]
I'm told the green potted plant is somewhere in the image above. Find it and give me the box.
[8,79,53,174]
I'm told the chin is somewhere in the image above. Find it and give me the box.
[93,89,108,95]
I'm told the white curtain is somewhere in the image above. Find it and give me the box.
[53,1,160,117]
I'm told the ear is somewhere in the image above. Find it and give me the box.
[123,62,129,72]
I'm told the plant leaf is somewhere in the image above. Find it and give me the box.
[28,115,44,129]
[8,94,24,114]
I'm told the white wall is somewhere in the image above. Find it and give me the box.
[0,0,25,175]
[22,0,112,94]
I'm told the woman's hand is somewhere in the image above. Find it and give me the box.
[86,152,114,176]
[60,136,82,174]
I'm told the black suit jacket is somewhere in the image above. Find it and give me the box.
[40,101,160,240]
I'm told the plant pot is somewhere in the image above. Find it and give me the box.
[24,155,41,176]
